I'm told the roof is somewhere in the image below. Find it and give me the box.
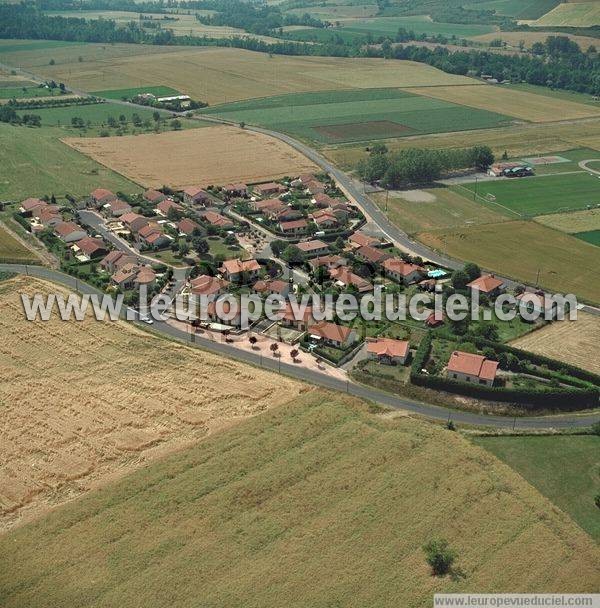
[75,236,106,256]
[157,199,182,215]
[54,221,84,238]
[134,266,157,285]
[382,257,423,277]
[313,193,336,207]
[310,210,338,225]
[91,188,115,201]
[183,185,208,198]
[305,180,325,194]
[203,211,233,227]
[144,189,166,203]
[107,199,131,212]
[281,302,313,323]
[447,351,499,382]
[111,262,138,285]
[355,245,390,264]
[223,182,247,192]
[295,239,328,253]
[21,197,46,211]
[101,250,125,266]
[308,321,353,343]
[329,266,373,292]
[220,258,261,274]
[178,218,201,235]
[34,205,60,221]
[309,254,345,269]
[255,182,283,192]
[138,223,162,238]
[299,173,316,185]
[254,198,285,211]
[280,219,308,230]
[366,338,409,358]
[253,278,289,294]
[349,232,380,248]
[467,274,504,293]
[190,274,230,296]
[145,231,169,245]
[120,212,146,225]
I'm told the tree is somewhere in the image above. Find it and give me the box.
[49,58,55,65]
[595,494,600,510]
[270,343,279,356]
[178,241,190,256]
[119,114,127,124]
[423,539,456,576]
[282,245,305,264]
[451,269,469,291]
[290,348,299,362]
[192,237,209,255]
[463,262,480,282]
[249,335,258,349]
[471,145,494,171]
[270,239,286,257]
[171,119,182,130]
[152,111,160,122]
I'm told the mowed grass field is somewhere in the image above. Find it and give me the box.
[472,435,600,541]
[510,311,600,375]
[528,2,600,27]
[201,88,512,144]
[416,220,600,303]
[1,390,599,607]
[0,41,481,105]
[534,207,600,233]
[0,276,302,530]
[457,171,600,216]
[0,225,39,263]
[0,123,141,200]
[574,229,600,247]
[0,85,59,99]
[31,101,159,127]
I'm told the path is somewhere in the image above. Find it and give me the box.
[579,159,600,176]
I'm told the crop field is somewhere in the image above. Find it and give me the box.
[64,125,318,189]
[527,2,600,27]
[372,187,510,234]
[31,101,159,127]
[0,276,302,530]
[201,88,512,144]
[534,207,600,233]
[416,220,600,303]
[90,85,181,99]
[574,229,600,246]
[510,311,600,375]
[285,3,378,19]
[0,225,39,263]
[473,435,600,541]
[457,171,600,216]
[1,391,599,607]
[0,85,60,99]
[406,84,600,122]
[464,0,560,19]
[0,42,481,105]
[0,123,141,200]
[506,83,600,106]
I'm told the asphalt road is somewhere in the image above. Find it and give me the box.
[4,263,598,431]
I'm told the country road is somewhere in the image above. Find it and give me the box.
[3,263,598,431]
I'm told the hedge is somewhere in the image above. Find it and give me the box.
[12,212,31,232]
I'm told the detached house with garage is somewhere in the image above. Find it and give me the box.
[280,218,308,235]
[71,236,108,261]
[121,212,149,234]
[182,186,211,206]
[219,258,261,282]
[90,188,117,208]
[382,258,424,285]
[144,189,167,206]
[467,274,505,298]
[446,350,499,387]
[366,337,410,365]
[54,221,87,243]
[308,321,357,349]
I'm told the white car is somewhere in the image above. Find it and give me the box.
[139,315,154,325]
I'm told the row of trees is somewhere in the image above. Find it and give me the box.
[357,144,494,188]
[0,105,41,126]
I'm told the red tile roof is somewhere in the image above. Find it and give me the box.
[190,274,230,296]
[178,218,201,235]
[467,274,504,293]
[54,221,84,238]
[295,239,328,253]
[90,188,115,202]
[144,189,166,203]
[349,232,380,248]
[280,219,308,231]
[75,236,106,256]
[355,245,390,265]
[329,266,373,292]
[253,278,289,294]
[21,197,46,211]
[157,199,182,215]
[366,338,409,359]
[203,211,234,227]
[220,258,261,275]
[308,321,353,343]
[107,199,131,213]
[447,351,498,382]
[382,257,423,277]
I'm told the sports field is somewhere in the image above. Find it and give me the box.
[473,435,600,541]
[416,220,600,303]
[1,389,598,607]
[201,88,512,144]
[407,84,600,122]
[0,123,141,200]
[0,224,39,263]
[574,229,600,247]
[534,207,600,233]
[0,42,481,105]
[527,2,600,27]
[458,171,600,216]
[64,125,318,189]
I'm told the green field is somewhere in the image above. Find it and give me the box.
[473,435,600,541]
[464,0,560,20]
[200,88,512,144]
[458,171,600,216]
[574,229,600,247]
[1,390,598,607]
[0,123,141,200]
[0,85,60,99]
[90,85,181,100]
[0,224,38,263]
[281,27,368,44]
[32,101,159,127]
[0,39,87,54]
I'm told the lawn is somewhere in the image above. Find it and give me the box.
[90,85,181,100]
[472,435,600,541]
[456,171,600,216]
[574,229,600,247]
[207,235,243,259]
[0,123,141,200]
[416,220,600,304]
[1,389,598,607]
[0,224,39,263]
[200,88,512,144]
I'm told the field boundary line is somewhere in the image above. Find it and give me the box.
[452,184,523,218]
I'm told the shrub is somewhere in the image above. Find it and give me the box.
[423,539,456,576]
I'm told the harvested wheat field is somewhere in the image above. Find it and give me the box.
[407,84,600,122]
[64,125,318,189]
[510,312,600,376]
[0,276,304,531]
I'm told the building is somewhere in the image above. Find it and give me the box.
[222,183,248,199]
[219,258,261,282]
[144,189,167,205]
[425,311,445,328]
[137,224,171,248]
[156,199,183,217]
[354,245,391,266]
[305,180,326,196]
[54,221,87,243]
[71,236,108,260]
[133,266,157,288]
[446,351,499,387]
[189,275,230,299]
[309,254,347,271]
[90,188,116,207]
[19,197,46,216]
[349,231,381,250]
[312,193,336,208]
[104,199,132,217]
[202,211,234,229]
[329,266,373,293]
[100,250,137,273]
[467,274,505,298]
[32,205,61,228]
[308,321,357,349]
[110,263,138,290]
[271,207,303,222]
[178,218,202,236]
[309,209,339,229]
[121,212,149,234]
[366,337,410,365]
[254,182,285,197]
[382,258,424,285]
[280,302,314,331]
[252,278,290,298]
[295,239,329,258]
[279,219,308,235]
[182,186,210,206]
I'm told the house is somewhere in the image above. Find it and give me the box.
[100,250,136,273]
[349,231,381,250]
[308,321,357,349]
[178,218,202,236]
[467,274,505,298]
[104,199,132,217]
[309,254,347,271]
[71,236,108,260]
[133,266,156,288]
[312,193,336,208]
[182,186,210,206]
[54,221,87,243]
[310,209,339,229]
[355,245,391,266]
[295,239,329,258]
[327,202,350,222]
[222,183,248,198]
[280,303,314,331]
[110,262,138,290]
[252,198,285,213]
[254,182,285,197]
[382,258,424,285]
[280,218,308,235]
[137,223,171,248]
[206,298,241,327]
[329,266,373,293]
[202,211,234,229]
[156,199,183,217]
[121,212,149,234]
[19,197,46,216]
[515,291,559,320]
[298,173,317,186]
[189,274,230,298]
[366,337,410,365]
[271,207,303,222]
[144,189,167,205]
[219,258,261,282]
[446,351,499,387]
[32,205,61,227]
[425,311,445,328]
[252,278,290,298]
[90,188,116,207]
[305,180,326,196]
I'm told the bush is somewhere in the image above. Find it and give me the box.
[423,539,456,576]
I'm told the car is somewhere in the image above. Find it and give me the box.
[139,314,154,325]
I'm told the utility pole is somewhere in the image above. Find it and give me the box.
[385,188,389,212]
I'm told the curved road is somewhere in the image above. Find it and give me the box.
[4,263,598,430]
